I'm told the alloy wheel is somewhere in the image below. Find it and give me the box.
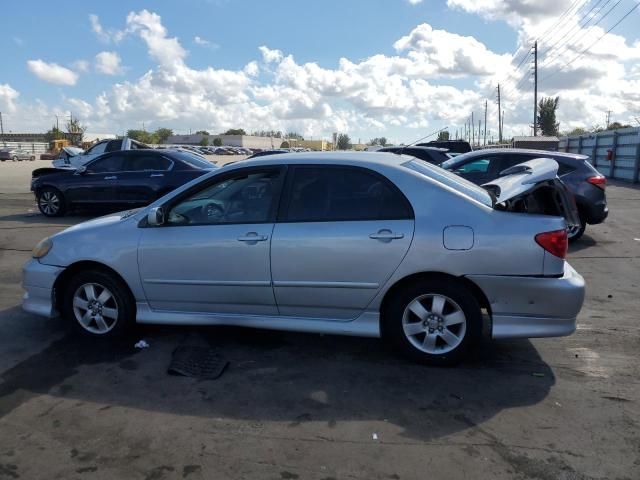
[39,191,60,215]
[402,293,467,354]
[72,283,119,334]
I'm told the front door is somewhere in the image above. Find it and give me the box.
[66,152,124,205]
[137,166,285,315]
[271,165,415,319]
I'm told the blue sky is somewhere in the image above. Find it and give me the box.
[1,0,639,141]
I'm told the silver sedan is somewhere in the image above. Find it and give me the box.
[22,152,585,364]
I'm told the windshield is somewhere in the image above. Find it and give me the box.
[403,159,494,207]
[171,150,218,170]
[440,152,476,170]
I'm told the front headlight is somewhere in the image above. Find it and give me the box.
[32,237,53,259]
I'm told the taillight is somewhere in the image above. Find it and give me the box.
[535,229,568,259]
[587,175,606,190]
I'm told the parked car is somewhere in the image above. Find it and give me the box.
[23,152,584,365]
[248,149,289,159]
[441,148,607,241]
[376,146,450,165]
[417,139,472,157]
[0,148,35,161]
[53,137,149,169]
[31,149,216,217]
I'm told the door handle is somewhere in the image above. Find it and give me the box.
[104,175,118,180]
[150,173,164,178]
[237,232,268,242]
[369,229,404,240]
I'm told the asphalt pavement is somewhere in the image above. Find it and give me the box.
[0,160,638,479]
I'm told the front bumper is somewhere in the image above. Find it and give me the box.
[22,259,63,318]
[467,262,585,339]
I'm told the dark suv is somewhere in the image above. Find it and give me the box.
[377,146,450,165]
[441,148,607,241]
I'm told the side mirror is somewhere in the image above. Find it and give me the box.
[147,206,165,226]
[75,165,87,175]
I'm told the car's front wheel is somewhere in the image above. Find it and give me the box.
[12,156,18,162]
[36,187,66,217]
[30,156,35,161]
[62,270,135,338]
[383,278,481,365]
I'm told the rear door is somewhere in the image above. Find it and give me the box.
[271,165,415,320]
[115,151,173,205]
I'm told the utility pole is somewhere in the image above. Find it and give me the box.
[483,100,487,146]
[497,84,502,143]
[606,110,611,128]
[471,112,475,146]
[533,41,538,136]
[478,120,481,147]
[501,110,505,142]
[0,111,4,139]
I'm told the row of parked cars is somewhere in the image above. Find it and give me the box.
[0,148,37,161]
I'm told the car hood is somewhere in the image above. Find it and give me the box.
[57,210,139,236]
[482,157,559,202]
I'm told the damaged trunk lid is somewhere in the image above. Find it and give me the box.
[482,158,580,228]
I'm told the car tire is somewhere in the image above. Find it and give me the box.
[567,221,586,242]
[36,187,66,217]
[30,156,35,161]
[382,278,481,366]
[12,156,18,162]
[61,269,136,339]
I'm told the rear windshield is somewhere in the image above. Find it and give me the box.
[420,141,471,153]
[403,159,493,207]
[170,151,218,170]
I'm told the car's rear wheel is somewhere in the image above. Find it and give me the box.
[383,278,481,365]
[37,187,66,217]
[30,156,35,161]
[567,221,586,242]
[12,156,18,162]
[62,270,135,338]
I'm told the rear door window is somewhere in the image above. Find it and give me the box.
[86,141,109,156]
[282,166,413,222]
[126,153,172,171]
[86,153,125,173]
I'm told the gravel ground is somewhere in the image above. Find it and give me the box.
[0,160,638,480]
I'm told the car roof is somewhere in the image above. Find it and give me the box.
[379,146,448,152]
[453,148,588,160]
[225,151,409,169]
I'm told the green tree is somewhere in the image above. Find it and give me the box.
[199,137,210,146]
[280,141,290,148]
[196,130,210,135]
[563,127,587,136]
[437,130,450,141]
[154,128,173,144]
[286,132,304,140]
[66,116,86,144]
[126,129,155,144]
[606,121,631,131]
[213,137,223,146]
[336,133,351,150]
[368,137,388,146]
[45,126,66,142]
[536,96,560,136]
[224,128,246,135]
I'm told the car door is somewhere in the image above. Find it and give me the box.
[137,166,285,315]
[115,151,173,205]
[271,165,415,320]
[65,152,124,204]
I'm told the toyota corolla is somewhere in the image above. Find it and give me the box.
[22,152,585,365]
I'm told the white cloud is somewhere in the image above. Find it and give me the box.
[125,10,186,67]
[0,84,19,113]
[27,60,78,86]
[194,36,220,49]
[95,51,123,75]
[259,46,284,63]
[407,0,424,4]
[72,60,90,72]
[13,36,24,47]
[90,13,125,43]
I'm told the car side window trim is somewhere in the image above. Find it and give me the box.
[143,165,287,228]
[277,164,414,223]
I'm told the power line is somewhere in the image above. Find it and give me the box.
[541,0,622,69]
[540,1,640,82]
[535,0,590,46]
[539,0,608,59]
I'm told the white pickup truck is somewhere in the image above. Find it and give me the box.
[52,137,149,169]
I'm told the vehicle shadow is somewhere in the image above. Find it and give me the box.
[0,306,555,442]
[568,234,597,254]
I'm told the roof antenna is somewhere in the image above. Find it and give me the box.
[399,126,448,157]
